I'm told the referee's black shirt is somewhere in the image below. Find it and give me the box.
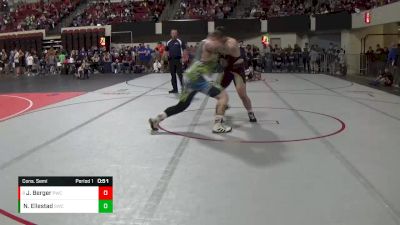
[166,39,186,60]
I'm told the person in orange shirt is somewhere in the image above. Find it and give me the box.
[156,42,165,57]
[155,42,167,72]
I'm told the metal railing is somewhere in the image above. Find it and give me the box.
[251,52,399,86]
[253,52,398,74]
[254,52,348,76]
[360,54,399,76]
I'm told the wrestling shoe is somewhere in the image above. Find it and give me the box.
[248,112,257,123]
[148,118,160,131]
[212,123,232,133]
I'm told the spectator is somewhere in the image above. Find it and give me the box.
[103,51,112,73]
[153,58,162,73]
[46,48,57,73]
[239,41,246,58]
[366,46,376,74]
[302,43,310,72]
[145,44,154,71]
[366,46,375,62]
[137,43,148,72]
[388,43,398,67]
[156,42,165,59]
[77,58,90,79]
[14,49,21,76]
[370,68,394,86]
[111,53,122,74]
[383,46,389,62]
[337,48,346,76]
[121,53,132,73]
[310,46,319,73]
[57,50,66,74]
[394,44,400,87]
[91,53,101,73]
[26,52,34,76]
[375,44,386,72]
[154,47,161,63]
[293,44,302,53]
[0,49,6,74]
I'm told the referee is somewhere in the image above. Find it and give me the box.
[166,29,187,93]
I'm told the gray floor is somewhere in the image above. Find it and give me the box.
[1,73,400,225]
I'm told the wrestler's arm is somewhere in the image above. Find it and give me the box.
[225,39,244,65]
[225,39,240,56]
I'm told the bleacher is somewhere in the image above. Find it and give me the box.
[71,0,165,27]
[174,0,238,20]
[244,0,400,19]
[0,0,81,33]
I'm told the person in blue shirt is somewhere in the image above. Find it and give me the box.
[145,44,154,71]
[137,43,148,72]
[388,43,398,66]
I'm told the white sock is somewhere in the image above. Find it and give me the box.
[156,112,167,122]
[215,115,223,123]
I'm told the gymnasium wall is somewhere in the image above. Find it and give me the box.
[352,1,400,29]
[341,23,399,74]
[341,26,383,74]
[242,33,299,49]
[214,19,261,35]
[308,33,341,49]
[242,33,343,51]
[268,15,310,33]
[315,12,352,31]
[382,23,400,47]
[341,23,399,55]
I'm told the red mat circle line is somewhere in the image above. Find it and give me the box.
[158,107,346,144]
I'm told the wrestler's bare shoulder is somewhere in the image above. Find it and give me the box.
[226,37,238,46]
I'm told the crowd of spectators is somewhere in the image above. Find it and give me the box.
[240,40,398,86]
[0,41,169,78]
[0,0,81,33]
[244,0,400,19]
[366,43,400,86]
[71,0,165,27]
[1,37,397,86]
[0,0,8,13]
[1,0,399,33]
[0,41,199,79]
[174,0,238,20]
[0,41,346,78]
[366,43,400,69]
[242,42,347,75]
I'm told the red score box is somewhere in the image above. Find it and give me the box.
[99,186,113,200]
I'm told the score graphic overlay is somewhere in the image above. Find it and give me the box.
[18,177,113,213]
